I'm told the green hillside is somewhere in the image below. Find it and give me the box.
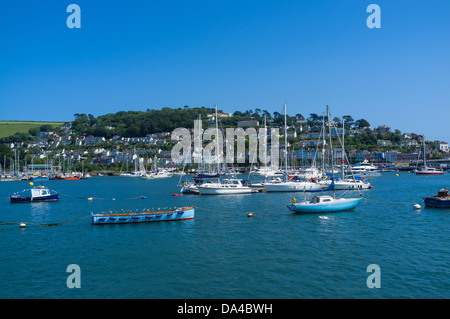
[0,121,64,139]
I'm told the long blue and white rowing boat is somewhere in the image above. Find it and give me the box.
[91,206,195,225]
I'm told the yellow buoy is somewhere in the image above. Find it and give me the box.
[29,182,34,186]
[395,174,399,176]
[292,197,296,204]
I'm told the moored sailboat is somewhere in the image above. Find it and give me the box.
[415,137,444,175]
[287,106,363,214]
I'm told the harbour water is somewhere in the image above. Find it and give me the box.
[0,172,449,299]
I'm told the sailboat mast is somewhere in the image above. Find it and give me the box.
[284,103,287,173]
[423,135,426,168]
[215,104,220,174]
[342,118,345,180]
[326,106,335,199]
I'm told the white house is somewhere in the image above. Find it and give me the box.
[434,141,449,152]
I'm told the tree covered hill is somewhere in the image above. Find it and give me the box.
[70,106,373,138]
[72,107,213,138]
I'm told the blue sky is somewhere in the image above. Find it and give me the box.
[1,1,449,141]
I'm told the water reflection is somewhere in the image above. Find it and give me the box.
[29,202,52,222]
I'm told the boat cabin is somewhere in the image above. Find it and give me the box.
[31,186,51,198]
[309,195,334,204]
[437,189,449,198]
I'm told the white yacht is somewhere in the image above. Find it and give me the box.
[251,166,284,177]
[263,177,328,192]
[320,177,371,190]
[148,169,173,178]
[351,160,381,177]
[197,178,253,195]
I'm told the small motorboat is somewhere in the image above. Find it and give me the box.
[10,185,59,203]
[91,206,195,225]
[423,189,450,208]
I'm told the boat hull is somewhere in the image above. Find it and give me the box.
[415,172,444,175]
[423,197,450,208]
[91,207,195,225]
[10,194,59,203]
[197,187,252,195]
[321,181,371,190]
[288,198,362,213]
[180,185,199,194]
[352,171,381,177]
[264,182,329,192]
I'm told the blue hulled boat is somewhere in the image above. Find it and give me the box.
[91,206,195,225]
[287,106,363,214]
[424,189,450,208]
[287,195,362,214]
[10,185,59,203]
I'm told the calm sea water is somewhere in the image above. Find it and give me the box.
[0,172,449,299]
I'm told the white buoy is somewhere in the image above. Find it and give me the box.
[87,197,93,201]
[413,203,421,210]
[247,213,254,218]
[19,222,26,228]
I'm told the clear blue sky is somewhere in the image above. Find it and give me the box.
[1,1,449,141]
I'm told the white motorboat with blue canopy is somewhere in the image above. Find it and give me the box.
[10,184,59,203]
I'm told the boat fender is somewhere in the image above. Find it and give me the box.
[184,182,187,186]
[292,197,296,204]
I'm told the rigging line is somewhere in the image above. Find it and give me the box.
[194,206,274,215]
[362,196,422,206]
[0,215,91,227]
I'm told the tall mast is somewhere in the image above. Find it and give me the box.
[326,106,335,199]
[215,104,220,174]
[342,117,345,179]
[322,114,326,173]
[284,103,287,174]
[423,135,426,168]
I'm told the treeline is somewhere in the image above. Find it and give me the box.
[71,106,373,137]
[72,107,212,138]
